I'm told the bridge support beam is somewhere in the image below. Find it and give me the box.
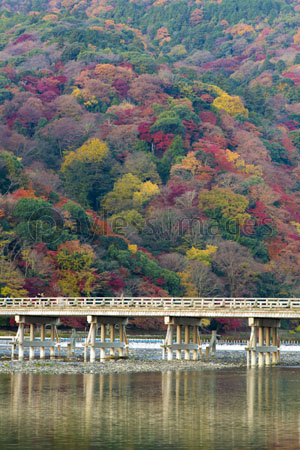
[163,317,201,361]
[246,318,280,368]
[14,316,60,361]
[86,316,128,362]
[205,330,218,360]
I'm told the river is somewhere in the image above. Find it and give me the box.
[0,368,299,449]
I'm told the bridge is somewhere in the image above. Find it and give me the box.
[0,297,299,367]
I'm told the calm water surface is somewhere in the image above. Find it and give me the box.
[0,368,300,449]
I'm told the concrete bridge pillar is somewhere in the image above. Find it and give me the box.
[246,318,280,368]
[205,330,218,360]
[167,324,174,361]
[29,324,34,360]
[119,324,125,357]
[18,322,24,361]
[100,324,106,360]
[40,324,46,360]
[110,324,115,356]
[193,326,198,360]
[176,325,181,360]
[250,325,257,367]
[184,326,190,360]
[14,316,60,361]
[90,322,96,363]
[258,326,264,367]
[86,316,128,362]
[272,328,280,364]
[50,325,56,360]
[163,317,201,361]
[265,327,271,366]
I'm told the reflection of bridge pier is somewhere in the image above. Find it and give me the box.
[2,368,300,449]
[246,367,281,446]
[246,318,280,367]
[162,370,218,447]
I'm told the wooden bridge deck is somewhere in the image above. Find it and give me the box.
[0,297,300,319]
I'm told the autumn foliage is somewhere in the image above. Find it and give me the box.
[1,0,300,332]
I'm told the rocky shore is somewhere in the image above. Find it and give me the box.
[0,350,299,375]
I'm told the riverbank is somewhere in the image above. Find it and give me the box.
[0,351,299,374]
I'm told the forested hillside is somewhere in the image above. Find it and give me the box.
[1,0,300,328]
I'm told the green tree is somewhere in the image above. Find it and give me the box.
[0,227,27,297]
[13,198,69,249]
[61,139,114,208]
[150,110,186,135]
[123,153,161,184]
[156,136,185,182]
[0,151,24,194]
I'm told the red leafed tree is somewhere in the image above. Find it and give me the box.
[108,272,125,294]
[281,133,296,153]
[112,78,130,98]
[199,110,217,125]
[12,34,35,45]
[138,122,174,156]
[248,200,270,223]
[138,122,153,142]
[193,139,236,173]
[128,74,169,104]
[182,119,200,144]
[21,74,67,101]
[152,131,174,155]
[215,318,242,332]
[2,65,17,81]
[17,97,46,133]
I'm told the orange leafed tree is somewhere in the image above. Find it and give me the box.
[229,23,255,37]
[94,64,134,83]
[155,27,171,43]
[294,29,300,44]
[190,8,203,25]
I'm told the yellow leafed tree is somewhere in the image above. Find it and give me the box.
[186,245,217,265]
[199,188,251,224]
[133,181,160,206]
[61,139,109,172]
[102,174,160,215]
[230,23,255,37]
[225,149,263,176]
[128,244,138,254]
[171,151,203,176]
[213,93,248,117]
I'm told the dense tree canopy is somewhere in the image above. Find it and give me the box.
[1,0,300,332]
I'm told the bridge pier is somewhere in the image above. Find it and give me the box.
[205,330,218,360]
[14,316,60,361]
[163,317,201,361]
[85,316,128,362]
[246,318,280,368]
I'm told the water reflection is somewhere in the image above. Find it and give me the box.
[0,368,300,449]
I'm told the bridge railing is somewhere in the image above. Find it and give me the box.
[0,297,300,309]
